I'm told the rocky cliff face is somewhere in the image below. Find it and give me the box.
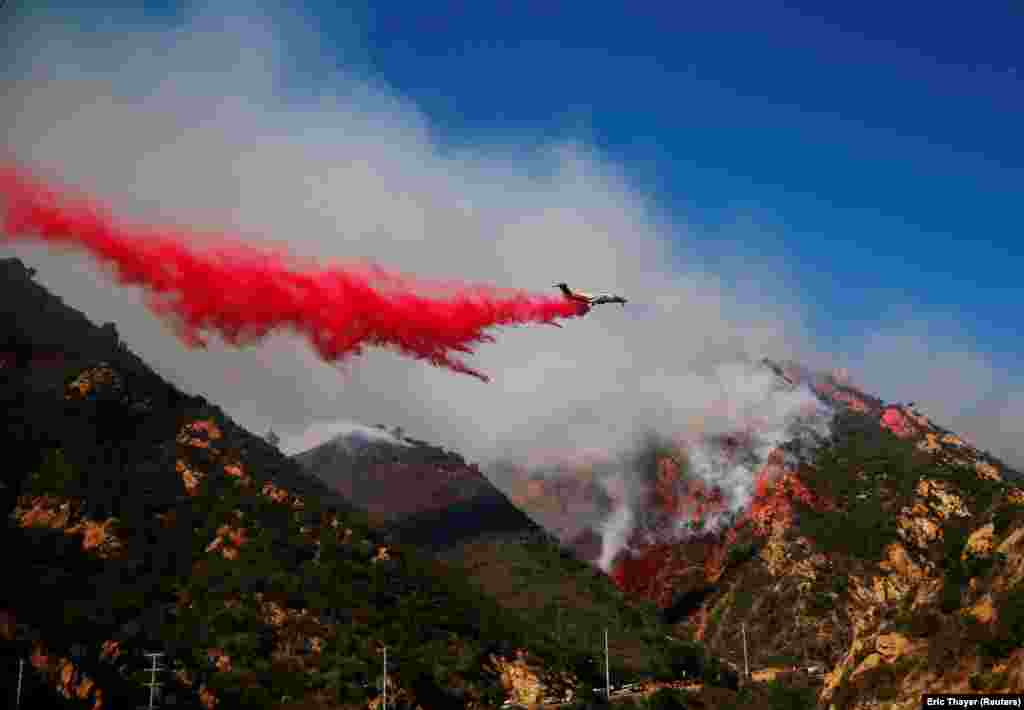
[645,367,1024,707]
[815,488,1024,709]
[507,360,1024,707]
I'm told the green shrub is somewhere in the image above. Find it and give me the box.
[765,680,817,710]
[796,501,897,562]
[831,574,849,594]
[25,447,78,495]
[962,551,997,580]
[807,591,834,615]
[939,570,964,614]
[645,687,689,710]
[663,639,705,679]
[734,587,755,614]
[941,522,969,569]
[969,670,1008,692]
[993,505,1024,536]
[982,587,1024,658]
[762,654,800,667]
[703,653,739,689]
[727,542,759,567]
[939,521,994,614]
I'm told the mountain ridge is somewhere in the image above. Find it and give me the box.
[6,253,1023,709]
[1,256,745,710]
[611,361,1024,707]
[292,427,557,553]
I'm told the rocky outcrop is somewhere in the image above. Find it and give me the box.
[26,639,105,709]
[965,523,995,559]
[485,649,577,707]
[915,478,970,520]
[12,494,125,559]
[817,501,1024,709]
[644,367,1024,709]
[994,526,1024,594]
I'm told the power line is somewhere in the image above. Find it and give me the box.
[742,623,750,682]
[604,628,610,700]
[15,657,24,710]
[139,652,166,710]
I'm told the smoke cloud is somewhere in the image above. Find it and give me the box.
[1,1,1018,565]
[504,359,832,570]
[597,502,634,573]
[1,3,819,459]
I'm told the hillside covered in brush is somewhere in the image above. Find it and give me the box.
[672,400,1024,709]
[1,256,745,710]
[291,422,673,679]
[293,430,548,552]
[513,359,1024,709]
[8,248,1023,710]
[291,405,755,704]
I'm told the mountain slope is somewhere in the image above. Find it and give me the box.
[0,257,537,709]
[292,421,706,690]
[0,257,554,708]
[1,256,751,710]
[718,379,1024,709]
[545,359,1024,708]
[294,346,1024,708]
[293,432,548,551]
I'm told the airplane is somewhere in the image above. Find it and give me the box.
[554,282,628,307]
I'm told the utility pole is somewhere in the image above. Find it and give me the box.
[742,623,749,681]
[15,657,24,710]
[141,652,165,709]
[604,628,611,699]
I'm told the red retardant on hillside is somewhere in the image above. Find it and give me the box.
[0,163,589,381]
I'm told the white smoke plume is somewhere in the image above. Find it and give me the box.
[597,499,634,572]
[4,3,1017,569]
[680,361,832,519]
[502,358,833,572]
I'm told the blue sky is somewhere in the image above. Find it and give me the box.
[3,1,1022,466]
[354,2,1024,351]
[13,0,1024,348]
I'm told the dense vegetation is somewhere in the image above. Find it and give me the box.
[793,411,924,560]
[793,410,1012,563]
[1,356,539,707]
[1,258,742,708]
[780,407,1024,706]
[455,536,678,682]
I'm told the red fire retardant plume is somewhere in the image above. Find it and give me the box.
[0,163,590,382]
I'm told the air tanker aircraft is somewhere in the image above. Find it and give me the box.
[554,282,628,307]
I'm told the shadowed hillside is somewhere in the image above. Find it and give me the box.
[294,433,548,551]
[292,417,708,690]
[1,257,751,710]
